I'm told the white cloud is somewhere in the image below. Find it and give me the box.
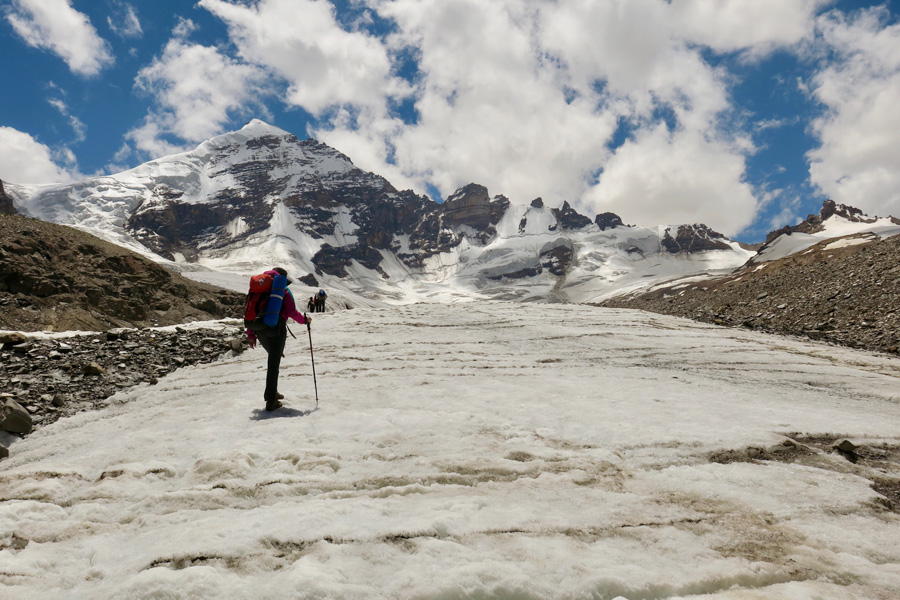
[669,0,830,56]
[128,20,272,157]
[47,97,87,142]
[107,2,142,39]
[327,0,618,205]
[199,0,406,117]
[370,0,777,232]
[767,193,804,232]
[585,125,758,235]
[6,0,113,76]
[0,127,75,184]
[807,7,900,218]
[196,0,827,234]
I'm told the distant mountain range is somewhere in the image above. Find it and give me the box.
[4,120,899,305]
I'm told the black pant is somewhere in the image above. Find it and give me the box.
[256,321,287,403]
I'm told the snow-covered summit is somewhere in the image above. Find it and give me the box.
[2,121,776,304]
[238,118,291,138]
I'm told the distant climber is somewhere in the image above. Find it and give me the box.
[315,289,327,312]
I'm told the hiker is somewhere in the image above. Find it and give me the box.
[307,296,316,313]
[316,289,327,312]
[246,268,310,411]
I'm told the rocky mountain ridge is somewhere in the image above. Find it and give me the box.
[764,199,900,244]
[602,221,900,356]
[3,120,753,304]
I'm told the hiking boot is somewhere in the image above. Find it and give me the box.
[276,392,284,399]
[265,399,283,412]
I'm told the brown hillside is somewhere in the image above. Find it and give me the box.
[601,232,900,355]
[0,213,243,332]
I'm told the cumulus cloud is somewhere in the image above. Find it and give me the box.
[6,0,113,76]
[807,7,900,218]
[191,0,827,234]
[669,0,830,56]
[585,125,758,233]
[199,0,407,116]
[0,127,75,184]
[127,19,272,157]
[343,0,616,205]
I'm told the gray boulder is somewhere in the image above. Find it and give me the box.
[1,398,33,434]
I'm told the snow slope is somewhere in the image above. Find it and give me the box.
[754,214,900,263]
[2,303,899,599]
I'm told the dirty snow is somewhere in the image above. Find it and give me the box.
[1,303,899,599]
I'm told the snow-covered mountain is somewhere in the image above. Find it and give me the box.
[8,120,891,304]
[749,200,900,265]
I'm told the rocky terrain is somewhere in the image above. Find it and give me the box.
[0,213,253,458]
[0,324,247,459]
[0,213,244,332]
[602,228,900,355]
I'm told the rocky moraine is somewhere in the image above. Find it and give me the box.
[0,324,247,459]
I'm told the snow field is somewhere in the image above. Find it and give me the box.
[1,303,900,599]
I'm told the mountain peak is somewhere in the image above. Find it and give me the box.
[193,120,293,153]
[239,119,290,137]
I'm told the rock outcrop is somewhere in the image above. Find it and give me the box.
[0,180,16,215]
[553,201,593,230]
[660,224,732,254]
[595,212,625,231]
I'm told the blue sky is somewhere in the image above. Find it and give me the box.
[2,0,899,242]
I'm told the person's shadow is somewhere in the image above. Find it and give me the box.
[250,406,318,420]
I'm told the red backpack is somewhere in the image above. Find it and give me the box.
[243,273,273,329]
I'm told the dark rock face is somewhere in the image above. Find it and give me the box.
[660,224,732,253]
[0,180,16,215]
[299,273,319,286]
[398,187,510,271]
[540,240,575,276]
[0,213,243,332]
[553,202,593,230]
[603,232,900,355]
[441,183,493,230]
[313,243,386,278]
[595,212,624,231]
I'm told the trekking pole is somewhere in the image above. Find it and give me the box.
[305,313,319,407]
